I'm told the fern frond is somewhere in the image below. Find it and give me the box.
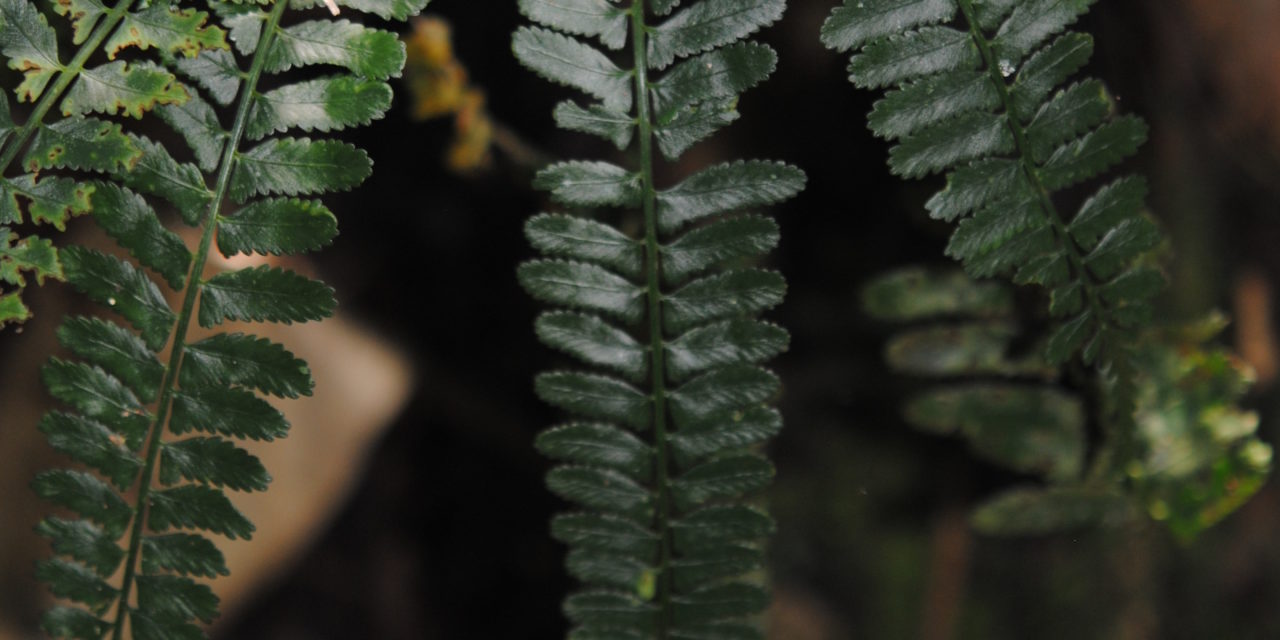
[823,0,1166,477]
[516,1,801,636]
[0,0,229,327]
[30,0,427,636]
[865,269,1271,539]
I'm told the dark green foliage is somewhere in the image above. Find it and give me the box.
[864,269,1271,538]
[0,0,226,325]
[516,1,801,636]
[824,0,1165,488]
[26,0,426,636]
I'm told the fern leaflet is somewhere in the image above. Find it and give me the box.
[515,0,803,636]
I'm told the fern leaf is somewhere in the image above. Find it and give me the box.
[291,0,431,22]
[41,606,107,639]
[1009,32,1092,120]
[847,26,978,90]
[536,371,652,430]
[60,60,187,119]
[648,0,785,70]
[128,611,203,640]
[135,576,220,627]
[25,117,140,173]
[32,470,132,538]
[991,0,1094,63]
[554,100,636,150]
[513,26,633,112]
[5,174,94,229]
[668,365,779,426]
[1023,79,1110,160]
[971,486,1126,536]
[217,198,338,256]
[265,20,405,79]
[535,161,643,208]
[53,0,109,44]
[657,160,804,232]
[39,413,142,489]
[670,406,781,467]
[660,215,779,284]
[87,182,191,288]
[198,265,336,327]
[663,269,786,333]
[0,0,63,101]
[549,466,654,517]
[537,423,654,479]
[519,1,799,634]
[526,213,643,278]
[212,2,264,55]
[170,388,290,441]
[0,229,62,288]
[37,518,126,578]
[820,0,956,52]
[665,319,788,380]
[653,97,739,160]
[536,311,649,380]
[114,136,212,226]
[1038,115,1147,189]
[61,247,174,349]
[649,42,776,117]
[159,437,270,492]
[42,358,151,443]
[519,0,630,50]
[157,92,227,172]
[519,259,646,324]
[670,454,773,510]
[36,558,118,608]
[869,71,998,140]
[141,534,228,578]
[230,137,370,201]
[180,332,314,397]
[672,505,775,552]
[247,76,392,140]
[0,291,28,325]
[171,49,242,106]
[104,4,227,59]
[147,485,254,540]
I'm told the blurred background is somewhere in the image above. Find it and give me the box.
[5,0,1280,638]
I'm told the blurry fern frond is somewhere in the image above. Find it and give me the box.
[865,269,1270,540]
[514,0,802,636]
[29,0,427,636]
[822,0,1167,479]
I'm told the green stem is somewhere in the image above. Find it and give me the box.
[0,0,139,173]
[954,0,1135,477]
[108,1,289,636]
[630,1,674,636]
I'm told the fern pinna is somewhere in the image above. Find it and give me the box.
[27,0,424,635]
[0,0,228,326]
[513,0,804,636]
[822,1,1164,478]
